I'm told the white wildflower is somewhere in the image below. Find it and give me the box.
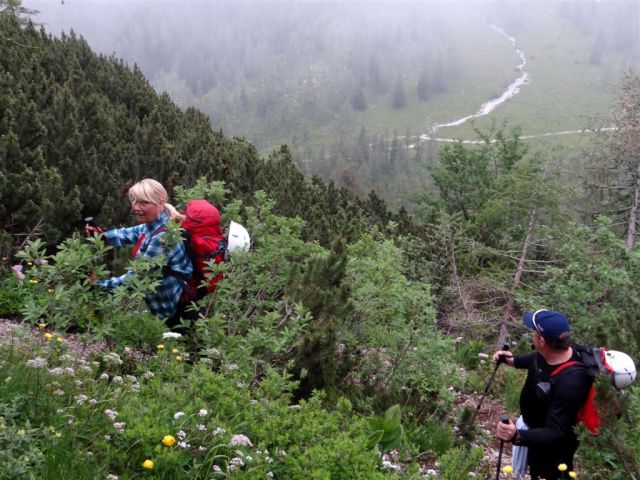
[104,409,118,420]
[49,367,65,376]
[113,422,126,433]
[213,427,226,436]
[103,352,123,365]
[89,399,98,405]
[162,332,182,339]
[206,347,220,356]
[106,475,118,480]
[143,371,155,380]
[267,472,274,478]
[213,465,222,473]
[197,424,206,431]
[197,445,207,452]
[53,389,65,396]
[225,363,239,372]
[177,430,187,440]
[25,357,47,368]
[230,434,252,447]
[228,457,244,471]
[173,411,185,420]
[382,459,401,471]
[178,441,190,448]
[198,409,208,417]
[104,435,111,441]
[112,375,123,384]
[99,373,109,381]
[75,394,88,405]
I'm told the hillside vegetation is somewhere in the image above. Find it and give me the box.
[26,0,640,208]
[1,2,640,478]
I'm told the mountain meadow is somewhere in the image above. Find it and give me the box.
[1,1,640,479]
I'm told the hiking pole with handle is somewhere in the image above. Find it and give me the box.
[84,217,104,236]
[495,415,510,480]
[468,343,510,430]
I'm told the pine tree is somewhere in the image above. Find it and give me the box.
[392,75,405,109]
[417,67,429,101]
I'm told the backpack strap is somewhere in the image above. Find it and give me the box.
[132,227,166,259]
[551,360,580,377]
[551,360,601,435]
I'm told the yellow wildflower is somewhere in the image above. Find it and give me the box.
[56,337,64,343]
[29,279,38,285]
[48,289,54,294]
[569,472,577,479]
[38,323,47,330]
[17,428,26,437]
[44,333,53,341]
[172,348,179,354]
[558,464,568,472]
[162,434,176,447]
[142,459,154,469]
[157,344,165,350]
[27,262,33,266]
[502,465,513,474]
[175,355,183,362]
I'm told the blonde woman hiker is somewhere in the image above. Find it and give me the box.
[90,178,193,322]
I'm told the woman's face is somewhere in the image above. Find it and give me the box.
[131,199,164,223]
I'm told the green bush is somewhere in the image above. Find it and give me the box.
[406,415,455,456]
[438,446,483,480]
[0,276,25,318]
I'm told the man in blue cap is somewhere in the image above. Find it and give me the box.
[492,309,594,480]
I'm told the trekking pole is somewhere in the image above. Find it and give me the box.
[468,343,510,430]
[495,415,510,480]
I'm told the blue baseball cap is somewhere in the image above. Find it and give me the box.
[523,309,571,340]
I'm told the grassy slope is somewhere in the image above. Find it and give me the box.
[439,10,628,143]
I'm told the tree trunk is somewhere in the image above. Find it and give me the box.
[498,208,537,346]
[625,170,640,250]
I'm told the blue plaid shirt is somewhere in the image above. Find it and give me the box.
[98,210,193,319]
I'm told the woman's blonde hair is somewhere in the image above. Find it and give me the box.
[128,179,184,222]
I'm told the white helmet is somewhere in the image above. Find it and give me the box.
[603,350,637,389]
[227,221,251,252]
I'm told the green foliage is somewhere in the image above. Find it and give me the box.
[367,404,404,452]
[0,328,395,479]
[438,446,483,480]
[576,381,640,480]
[406,415,455,456]
[539,217,640,354]
[172,177,229,209]
[430,124,527,222]
[0,275,24,317]
[454,338,484,370]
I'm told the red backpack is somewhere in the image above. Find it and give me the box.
[180,199,227,303]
